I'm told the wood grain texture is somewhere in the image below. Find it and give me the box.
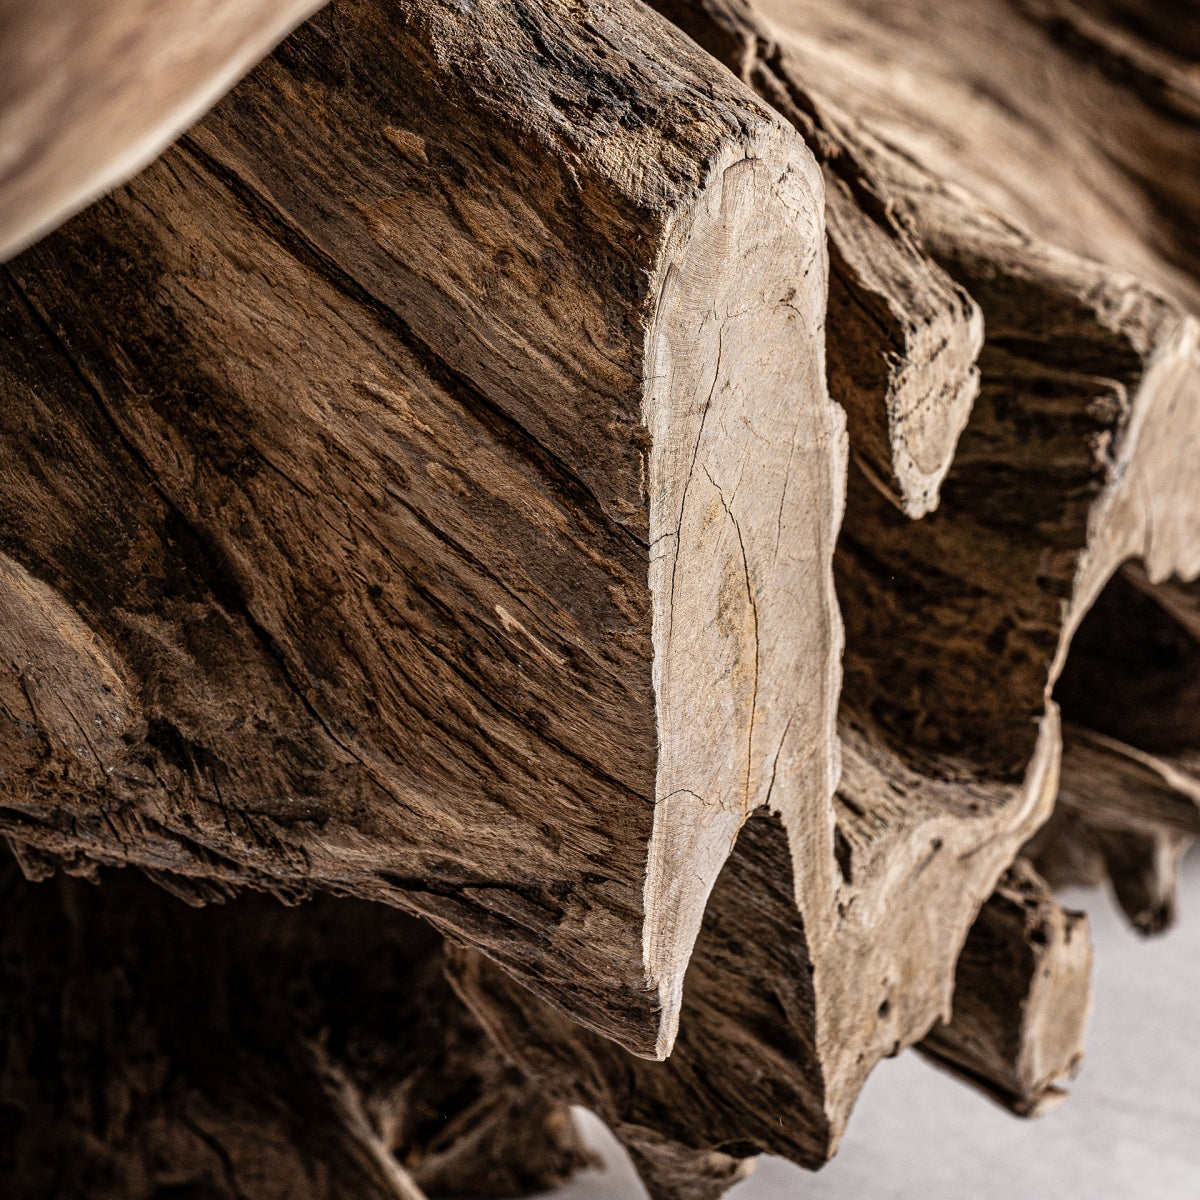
[0,0,325,258]
[755,0,1200,1129]
[648,0,1200,1136]
[187,0,846,1048]
[642,12,1200,1001]
[820,707,1061,1126]
[833,173,1200,779]
[0,0,843,1058]
[642,0,1200,772]
[447,810,827,1198]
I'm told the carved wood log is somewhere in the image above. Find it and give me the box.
[2,0,1200,1197]
[0,0,843,1059]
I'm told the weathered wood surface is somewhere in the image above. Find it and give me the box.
[836,208,1200,784]
[0,846,591,1199]
[2,0,1200,1196]
[779,0,1200,1137]
[649,0,985,518]
[0,0,325,258]
[644,0,1200,969]
[920,858,1093,1118]
[0,0,843,1059]
[632,0,1200,1155]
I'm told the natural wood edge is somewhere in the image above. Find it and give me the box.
[919,858,1093,1118]
[643,117,845,1057]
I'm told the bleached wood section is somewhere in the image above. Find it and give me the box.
[0,0,326,258]
[648,0,984,517]
[644,140,844,1053]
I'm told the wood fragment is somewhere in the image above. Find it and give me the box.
[1031,565,1200,931]
[920,858,1093,1118]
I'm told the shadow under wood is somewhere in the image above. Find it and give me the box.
[1032,564,1200,933]
[0,850,590,1200]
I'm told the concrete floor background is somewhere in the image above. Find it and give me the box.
[546,856,1200,1198]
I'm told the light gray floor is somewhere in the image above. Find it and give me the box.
[547,855,1200,1198]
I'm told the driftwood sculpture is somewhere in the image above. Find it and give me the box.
[0,0,1196,1196]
